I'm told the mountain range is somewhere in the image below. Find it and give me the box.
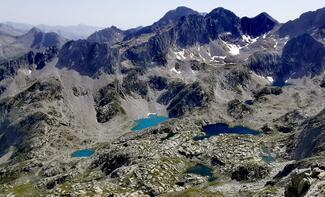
[0,6,324,196]
[1,22,102,40]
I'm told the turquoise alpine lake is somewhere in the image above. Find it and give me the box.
[131,114,168,131]
[260,146,275,164]
[71,149,95,158]
[194,123,261,140]
[186,164,217,182]
[262,155,275,164]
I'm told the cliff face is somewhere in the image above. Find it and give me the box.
[292,108,325,160]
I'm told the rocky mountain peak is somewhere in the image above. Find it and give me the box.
[278,7,325,38]
[206,7,239,20]
[158,6,199,25]
[241,12,278,37]
[87,25,124,45]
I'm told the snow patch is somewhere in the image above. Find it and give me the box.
[253,73,273,84]
[175,50,186,60]
[222,41,241,56]
[170,67,181,74]
[266,76,274,83]
[274,42,278,48]
[147,113,157,116]
[212,56,226,60]
[242,35,258,44]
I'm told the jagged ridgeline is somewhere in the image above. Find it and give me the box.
[0,5,324,196]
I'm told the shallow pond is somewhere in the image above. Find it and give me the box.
[262,155,275,164]
[186,164,217,182]
[131,114,168,131]
[71,149,95,158]
[260,146,275,164]
[194,123,261,140]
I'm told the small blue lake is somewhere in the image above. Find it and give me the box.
[262,155,275,164]
[186,164,217,182]
[71,149,95,158]
[260,146,275,164]
[131,114,168,131]
[194,123,261,140]
[245,100,254,105]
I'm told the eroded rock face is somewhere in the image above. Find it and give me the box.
[58,40,118,76]
[273,110,307,133]
[292,108,325,160]
[278,34,325,80]
[157,81,185,105]
[247,51,281,77]
[166,82,209,118]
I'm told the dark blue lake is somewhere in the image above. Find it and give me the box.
[271,80,291,87]
[71,149,95,158]
[131,114,168,131]
[186,164,217,182]
[194,123,261,140]
[245,100,254,105]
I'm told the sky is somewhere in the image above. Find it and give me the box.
[0,0,324,29]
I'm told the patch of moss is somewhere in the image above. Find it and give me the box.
[1,183,41,197]
[163,188,222,197]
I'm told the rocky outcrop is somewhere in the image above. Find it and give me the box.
[231,164,269,181]
[321,77,325,88]
[122,70,148,98]
[157,81,208,118]
[254,86,282,100]
[95,81,125,123]
[224,69,251,90]
[148,76,168,91]
[0,53,32,81]
[285,170,312,197]
[0,78,64,158]
[227,99,252,119]
[157,81,186,105]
